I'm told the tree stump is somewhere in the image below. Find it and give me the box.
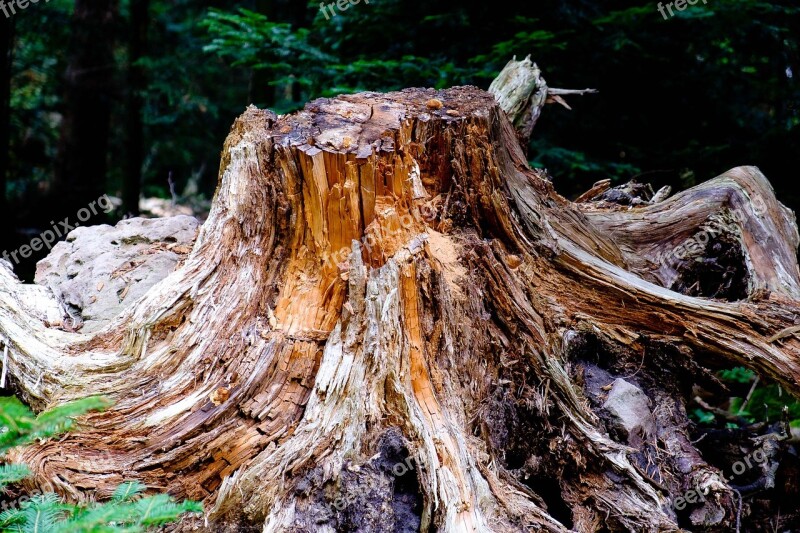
[2,83,800,532]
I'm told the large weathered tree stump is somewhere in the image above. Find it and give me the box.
[2,82,800,531]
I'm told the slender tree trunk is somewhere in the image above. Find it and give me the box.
[54,0,118,216]
[3,73,800,531]
[0,15,13,246]
[122,0,149,217]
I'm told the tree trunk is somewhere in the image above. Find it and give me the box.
[123,0,149,217]
[3,78,800,532]
[53,0,118,216]
[0,15,13,245]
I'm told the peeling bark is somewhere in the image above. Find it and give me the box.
[2,81,800,532]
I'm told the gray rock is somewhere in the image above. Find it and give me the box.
[35,216,199,332]
[602,378,656,445]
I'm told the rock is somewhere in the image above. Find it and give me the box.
[35,216,200,333]
[602,378,656,445]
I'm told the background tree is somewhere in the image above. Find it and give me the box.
[0,15,12,252]
[53,0,119,217]
[123,0,149,217]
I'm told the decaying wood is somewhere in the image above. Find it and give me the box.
[1,77,800,532]
[489,55,597,145]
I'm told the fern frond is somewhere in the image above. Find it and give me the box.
[0,395,112,455]
[0,462,31,488]
[0,505,25,528]
[30,396,112,442]
[55,503,136,533]
[111,481,145,503]
[0,395,200,533]
[10,493,73,533]
[49,484,201,533]
[0,396,36,454]
[131,494,202,527]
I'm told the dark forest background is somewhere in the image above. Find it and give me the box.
[0,0,798,280]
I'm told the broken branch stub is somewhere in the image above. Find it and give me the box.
[489,55,597,146]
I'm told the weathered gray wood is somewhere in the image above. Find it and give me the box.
[489,55,597,144]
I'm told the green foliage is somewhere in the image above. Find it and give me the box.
[0,396,111,458]
[718,366,756,384]
[201,7,334,113]
[133,0,253,200]
[202,9,333,70]
[0,397,202,532]
[730,382,800,423]
[691,367,800,427]
[4,0,800,356]
[692,408,715,425]
[192,0,800,201]
[0,493,70,533]
[200,6,469,112]
[0,465,31,488]
[6,0,800,240]
[0,482,202,533]
[529,141,641,184]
